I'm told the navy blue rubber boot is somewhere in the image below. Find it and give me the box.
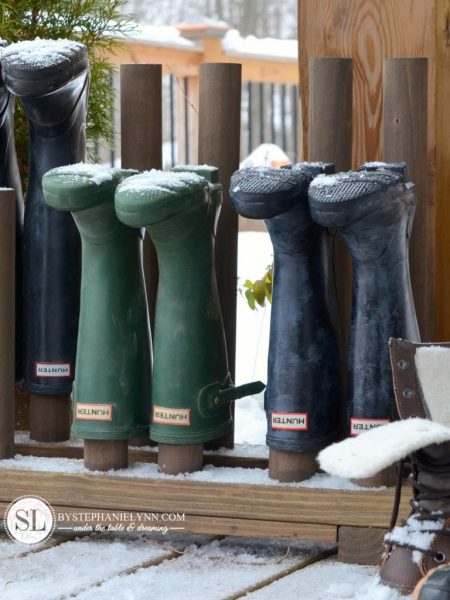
[309,168,420,436]
[0,40,24,383]
[230,164,340,480]
[2,40,89,440]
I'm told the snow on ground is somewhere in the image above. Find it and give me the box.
[0,534,175,600]
[239,143,291,169]
[72,538,327,600]
[0,454,382,492]
[245,558,409,600]
[235,231,272,445]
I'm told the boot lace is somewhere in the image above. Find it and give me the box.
[385,458,450,561]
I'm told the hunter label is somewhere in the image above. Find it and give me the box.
[350,418,390,436]
[35,362,71,378]
[75,403,113,421]
[271,411,308,431]
[153,406,191,427]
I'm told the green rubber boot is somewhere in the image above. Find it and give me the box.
[115,168,263,454]
[43,164,152,446]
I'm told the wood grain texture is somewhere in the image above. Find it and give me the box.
[434,0,450,341]
[0,502,337,542]
[383,58,430,339]
[298,0,448,340]
[338,526,387,565]
[0,190,15,459]
[0,469,410,529]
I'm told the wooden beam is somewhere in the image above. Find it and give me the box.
[0,469,410,528]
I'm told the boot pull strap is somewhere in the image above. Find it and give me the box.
[197,380,265,417]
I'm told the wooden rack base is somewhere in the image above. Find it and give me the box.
[0,438,410,566]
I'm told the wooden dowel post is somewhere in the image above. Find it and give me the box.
[158,443,204,475]
[383,58,429,339]
[308,56,353,442]
[198,62,242,450]
[120,64,162,450]
[0,189,15,458]
[29,395,71,443]
[84,440,128,472]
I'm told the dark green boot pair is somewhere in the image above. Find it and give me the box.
[43,165,263,470]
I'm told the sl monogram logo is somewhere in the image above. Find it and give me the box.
[4,496,55,545]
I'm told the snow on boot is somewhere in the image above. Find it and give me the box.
[309,169,419,439]
[230,164,340,482]
[1,39,89,440]
[0,40,24,383]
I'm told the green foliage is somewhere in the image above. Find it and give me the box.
[0,0,133,177]
[240,264,273,310]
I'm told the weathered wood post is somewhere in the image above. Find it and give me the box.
[198,63,242,449]
[383,58,429,338]
[120,64,162,449]
[0,189,15,459]
[308,57,353,438]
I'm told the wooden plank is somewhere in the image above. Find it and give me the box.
[0,502,336,543]
[434,0,450,341]
[338,526,387,566]
[0,469,410,528]
[13,440,269,469]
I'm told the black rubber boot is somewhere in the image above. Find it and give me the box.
[1,40,89,440]
[309,168,420,436]
[230,164,341,480]
[414,566,450,600]
[0,40,24,383]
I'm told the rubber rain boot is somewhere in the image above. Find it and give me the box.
[230,164,341,482]
[43,164,151,471]
[413,565,450,600]
[115,168,264,475]
[1,39,89,441]
[309,169,420,452]
[0,40,25,384]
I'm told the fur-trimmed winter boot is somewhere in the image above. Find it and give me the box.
[1,39,89,441]
[319,337,450,595]
[0,40,24,383]
[230,164,340,482]
[309,169,420,439]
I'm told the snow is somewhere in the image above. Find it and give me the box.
[116,169,206,196]
[123,23,200,50]
[1,39,85,70]
[0,454,381,491]
[72,538,326,600]
[310,173,340,187]
[318,418,450,480]
[0,534,173,600]
[245,559,408,600]
[386,515,444,566]
[240,143,290,169]
[223,29,298,61]
[46,163,121,185]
